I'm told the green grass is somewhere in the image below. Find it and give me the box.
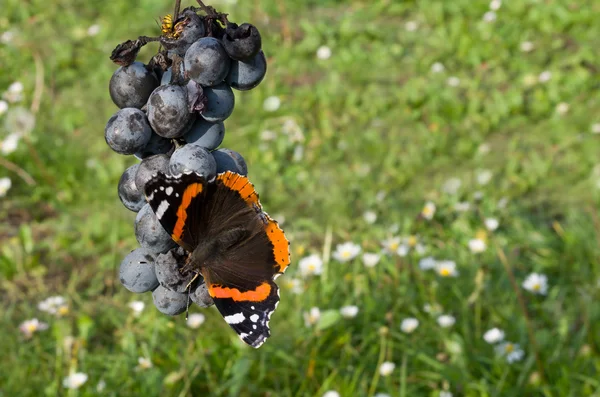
[1,0,600,395]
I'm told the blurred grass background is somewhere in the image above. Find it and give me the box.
[1,0,600,395]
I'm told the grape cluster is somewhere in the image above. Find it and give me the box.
[108,2,265,316]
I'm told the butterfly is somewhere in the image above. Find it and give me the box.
[144,170,290,348]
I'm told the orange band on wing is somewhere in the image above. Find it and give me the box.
[171,182,203,242]
[265,217,290,273]
[217,171,260,208]
[209,282,271,302]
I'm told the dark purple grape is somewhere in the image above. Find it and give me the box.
[134,131,174,160]
[109,62,159,109]
[152,285,188,316]
[105,108,152,155]
[119,248,159,293]
[190,283,213,307]
[118,163,145,212]
[135,154,170,192]
[184,37,231,86]
[135,204,177,254]
[222,23,262,61]
[147,85,196,138]
[201,82,235,123]
[213,148,248,176]
[184,119,224,149]
[169,144,217,178]
[155,248,195,293]
[226,50,267,91]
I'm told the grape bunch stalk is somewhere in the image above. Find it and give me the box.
[108,0,266,316]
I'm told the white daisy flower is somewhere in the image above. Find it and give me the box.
[38,296,69,316]
[263,96,281,112]
[485,218,499,231]
[423,303,442,315]
[520,41,535,52]
[555,102,569,115]
[322,391,340,397]
[483,327,505,344]
[0,99,8,116]
[446,76,460,87]
[4,82,23,103]
[332,242,361,263]
[405,21,419,31]
[454,202,471,212]
[186,313,205,329]
[63,372,88,389]
[0,177,12,197]
[137,357,153,370]
[304,307,321,327]
[363,210,377,224]
[128,301,145,317]
[19,318,49,338]
[340,305,359,318]
[495,342,525,363]
[489,0,501,10]
[442,177,462,194]
[87,24,101,36]
[5,107,35,135]
[400,317,419,333]
[362,253,381,268]
[316,45,332,60]
[437,314,456,328]
[431,62,445,73]
[1,133,20,155]
[435,260,458,277]
[298,254,323,277]
[522,273,548,295]
[421,201,436,220]
[476,169,493,185]
[284,278,303,294]
[468,238,487,253]
[483,11,497,22]
[538,71,552,83]
[379,361,395,376]
[418,256,436,270]
[381,236,401,254]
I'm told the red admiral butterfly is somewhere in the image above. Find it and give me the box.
[144,170,290,348]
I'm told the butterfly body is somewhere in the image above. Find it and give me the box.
[144,171,290,348]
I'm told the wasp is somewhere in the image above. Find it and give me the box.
[161,14,189,39]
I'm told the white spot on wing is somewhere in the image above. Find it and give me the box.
[224,312,245,324]
[159,186,164,191]
[165,186,173,196]
[155,200,170,220]
[250,314,259,323]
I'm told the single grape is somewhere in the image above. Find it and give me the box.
[135,204,177,254]
[155,248,196,293]
[184,118,225,150]
[190,282,214,308]
[169,144,217,178]
[213,148,248,176]
[147,85,196,138]
[135,154,170,193]
[226,50,267,91]
[119,248,159,293]
[118,163,145,212]
[222,23,262,61]
[184,37,231,86]
[109,62,159,109]
[105,108,152,155]
[134,131,174,160]
[201,82,235,123]
[152,284,188,316]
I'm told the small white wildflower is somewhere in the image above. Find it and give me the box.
[87,24,100,36]
[418,256,436,270]
[363,210,377,224]
[468,238,487,253]
[476,169,493,185]
[446,76,460,87]
[8,81,23,94]
[478,143,491,154]
[362,253,381,268]
[437,314,456,328]
[415,243,426,254]
[263,96,281,112]
[555,102,569,115]
[376,190,386,202]
[522,273,548,295]
[520,41,535,52]
[260,129,277,141]
[128,301,145,317]
[0,177,12,197]
[1,133,20,155]
[485,218,499,231]
[497,197,509,209]
[495,342,525,363]
[388,223,400,234]
[454,202,471,212]
[284,278,303,294]
[381,236,401,254]
[63,372,88,389]
[400,317,419,333]
[591,123,600,134]
[439,391,453,397]
[489,0,502,10]
[538,71,552,83]
[186,313,205,329]
[421,201,436,220]
[396,244,409,257]
[38,296,68,315]
[96,379,106,393]
[1,30,15,44]
[0,100,8,116]
[304,307,321,327]
[473,191,484,200]
[316,45,332,60]
[137,357,153,370]
[19,318,49,338]
[442,177,462,194]
[483,11,497,22]
[332,242,361,263]
[379,361,395,376]
[431,62,445,73]
[298,254,323,277]
[483,328,505,344]
[435,260,458,277]
[340,305,359,319]
[281,118,304,143]
[5,107,35,135]
[322,392,340,397]
[405,21,419,32]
